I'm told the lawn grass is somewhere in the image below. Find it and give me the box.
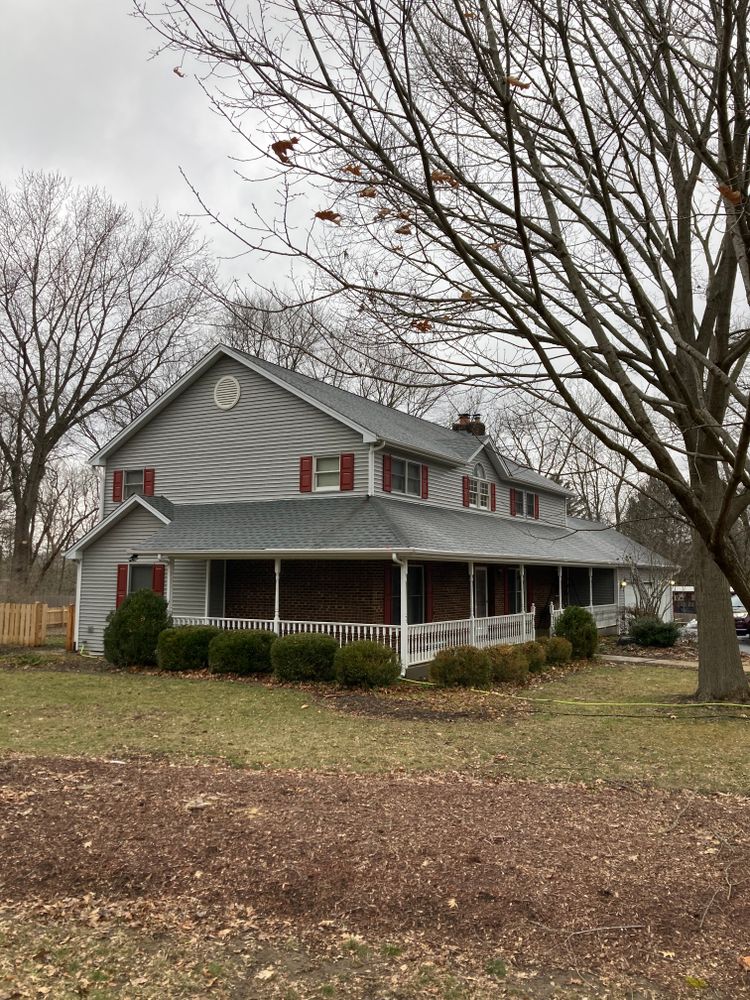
[1,660,749,792]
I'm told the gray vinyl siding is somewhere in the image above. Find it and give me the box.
[77,506,164,654]
[170,559,207,617]
[103,357,369,516]
[373,447,567,526]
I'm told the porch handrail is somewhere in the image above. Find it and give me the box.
[549,601,619,631]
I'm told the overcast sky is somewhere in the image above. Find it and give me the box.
[0,0,260,282]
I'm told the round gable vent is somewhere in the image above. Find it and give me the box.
[214,374,241,410]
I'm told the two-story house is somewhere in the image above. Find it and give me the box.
[66,345,671,671]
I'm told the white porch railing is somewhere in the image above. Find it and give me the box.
[408,608,535,665]
[278,619,400,647]
[173,616,275,631]
[549,601,619,631]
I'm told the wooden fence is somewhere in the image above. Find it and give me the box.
[0,602,76,649]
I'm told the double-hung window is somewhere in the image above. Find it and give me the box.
[124,469,145,499]
[469,463,490,510]
[510,487,539,519]
[314,455,340,491]
[129,563,154,593]
[392,458,422,497]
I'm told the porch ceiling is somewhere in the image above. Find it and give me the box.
[132,496,668,569]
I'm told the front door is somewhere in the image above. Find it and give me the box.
[474,566,489,618]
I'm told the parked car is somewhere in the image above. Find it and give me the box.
[732,595,750,635]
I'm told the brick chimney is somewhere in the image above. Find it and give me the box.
[452,412,485,435]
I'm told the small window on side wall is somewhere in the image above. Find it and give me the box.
[112,467,155,502]
[124,469,145,499]
[314,455,340,491]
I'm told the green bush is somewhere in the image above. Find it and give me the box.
[208,629,277,675]
[554,605,598,659]
[486,643,529,685]
[545,635,573,664]
[334,640,401,688]
[271,632,338,682]
[430,645,492,688]
[630,616,681,648]
[157,625,221,672]
[103,589,171,667]
[520,640,547,673]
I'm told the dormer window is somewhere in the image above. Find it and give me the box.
[392,458,422,496]
[469,463,490,510]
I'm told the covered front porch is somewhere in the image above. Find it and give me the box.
[167,556,622,672]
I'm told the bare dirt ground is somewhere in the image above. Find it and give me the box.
[1,755,749,997]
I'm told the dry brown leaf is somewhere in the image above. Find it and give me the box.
[375,207,391,220]
[341,163,362,176]
[271,137,299,164]
[739,956,750,971]
[395,209,412,220]
[358,187,378,198]
[315,210,342,225]
[447,897,458,908]
[461,290,473,300]
[431,169,460,188]
[412,319,432,332]
[395,223,412,235]
[173,66,186,78]
[718,184,742,205]
[506,75,531,89]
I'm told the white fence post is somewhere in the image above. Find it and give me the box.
[273,558,281,635]
[399,559,409,675]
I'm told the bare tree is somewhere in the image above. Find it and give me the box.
[223,291,446,416]
[0,170,212,596]
[136,0,750,699]
[488,392,636,523]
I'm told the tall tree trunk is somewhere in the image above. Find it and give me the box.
[693,530,749,701]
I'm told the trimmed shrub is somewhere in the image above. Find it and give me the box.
[103,589,171,667]
[630,616,681,648]
[545,635,573,664]
[554,605,598,659]
[520,640,547,673]
[271,633,338,682]
[487,643,529,685]
[157,625,221,672]
[334,640,401,688]
[430,645,492,688]
[208,629,277,675]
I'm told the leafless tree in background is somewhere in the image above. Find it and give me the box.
[137,0,750,699]
[0,170,212,597]
[222,292,446,416]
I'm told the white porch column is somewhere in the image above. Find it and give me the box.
[520,564,527,640]
[166,558,175,612]
[399,558,409,675]
[558,565,563,608]
[273,558,281,634]
[468,561,475,645]
[588,566,594,611]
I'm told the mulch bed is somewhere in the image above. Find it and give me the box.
[1,756,749,996]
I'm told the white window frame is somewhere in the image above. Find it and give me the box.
[512,488,538,518]
[313,455,341,492]
[128,562,154,594]
[124,469,145,499]
[469,463,490,510]
[391,457,422,497]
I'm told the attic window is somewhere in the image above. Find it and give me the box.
[214,375,241,410]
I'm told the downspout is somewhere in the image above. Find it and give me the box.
[392,552,409,675]
[368,440,386,497]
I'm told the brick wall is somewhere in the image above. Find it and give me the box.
[223,558,476,623]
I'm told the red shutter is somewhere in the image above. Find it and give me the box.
[143,468,156,496]
[152,563,165,596]
[510,488,517,516]
[299,455,313,492]
[462,475,470,507]
[116,564,129,608]
[112,470,123,503]
[340,452,355,491]
[534,494,539,519]
[383,565,393,624]
[382,454,392,493]
[421,464,429,499]
[425,563,433,622]
[490,483,496,512]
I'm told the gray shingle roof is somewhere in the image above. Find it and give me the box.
[135,496,667,567]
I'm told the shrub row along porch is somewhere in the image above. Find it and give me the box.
[169,558,620,670]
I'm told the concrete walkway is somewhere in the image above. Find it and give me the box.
[601,653,699,668]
